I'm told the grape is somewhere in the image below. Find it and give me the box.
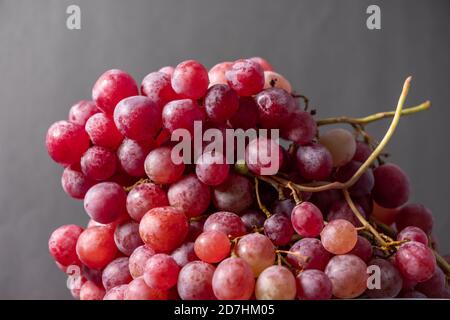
[245,136,284,176]
[124,277,168,300]
[235,233,275,277]
[334,161,374,196]
[295,143,333,181]
[114,221,143,256]
[372,163,410,208]
[263,71,292,93]
[80,281,106,300]
[194,231,231,264]
[296,269,333,300]
[325,254,368,299]
[203,211,246,238]
[208,61,233,86]
[85,113,123,149]
[255,266,296,300]
[372,202,398,225]
[168,174,211,218]
[349,236,373,262]
[310,189,341,215]
[240,209,266,231]
[129,245,155,278]
[353,141,372,163]
[249,57,274,71]
[281,111,317,145]
[92,69,138,114]
[171,242,197,267]
[80,146,117,181]
[439,286,450,299]
[61,165,95,199]
[264,213,294,246]
[84,182,126,224]
[177,261,216,300]
[256,87,296,129]
[48,224,83,266]
[291,202,324,237]
[229,96,259,130]
[141,71,178,108]
[144,146,185,184]
[46,120,90,166]
[354,194,373,217]
[144,254,180,290]
[319,128,356,167]
[399,290,427,298]
[103,284,128,300]
[328,199,366,227]
[271,199,296,217]
[225,59,264,96]
[139,206,188,253]
[397,226,428,246]
[321,219,357,254]
[186,219,205,242]
[114,96,162,141]
[68,100,99,126]
[212,174,253,214]
[212,257,255,300]
[81,265,103,285]
[366,258,403,298]
[102,257,132,291]
[395,241,436,282]
[108,171,138,187]
[126,183,169,222]
[416,267,446,298]
[395,203,434,235]
[171,60,209,99]
[159,66,174,77]
[287,238,331,271]
[204,84,239,122]
[162,99,205,135]
[195,151,230,186]
[76,226,117,269]
[117,138,154,177]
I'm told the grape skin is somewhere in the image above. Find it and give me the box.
[204,84,239,122]
[83,182,126,224]
[320,219,357,255]
[162,99,205,135]
[144,254,180,290]
[240,209,266,232]
[141,71,178,109]
[103,284,128,300]
[366,258,403,298]
[128,245,155,279]
[80,281,106,300]
[171,242,198,268]
[397,226,429,246]
[256,87,296,129]
[171,60,209,100]
[348,235,373,262]
[235,233,275,277]
[203,211,246,238]
[395,241,436,282]
[76,226,118,270]
[327,199,366,227]
[80,146,117,181]
[395,203,434,235]
[144,146,185,184]
[177,261,216,300]
[48,224,83,266]
[212,257,255,300]
[85,113,123,150]
[195,151,230,186]
[114,221,143,256]
[263,71,292,93]
[194,231,231,264]
[290,202,324,238]
[334,161,374,196]
[61,165,95,200]
[226,59,264,96]
[255,266,296,300]
[126,183,169,222]
[281,111,317,145]
[208,61,233,86]
[102,257,132,291]
[68,100,99,126]
[295,143,333,181]
[319,128,356,167]
[415,267,446,298]
[117,138,154,177]
[264,213,294,246]
[229,96,259,130]
[249,57,274,71]
[124,277,168,300]
[372,163,410,209]
[212,174,254,214]
[245,137,284,176]
[296,269,333,300]
[287,238,331,271]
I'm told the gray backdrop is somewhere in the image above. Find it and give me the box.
[0,0,449,299]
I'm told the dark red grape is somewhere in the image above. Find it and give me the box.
[245,136,284,175]
[287,238,331,271]
[126,183,169,222]
[229,96,259,130]
[395,241,436,282]
[295,144,333,181]
[256,87,296,128]
[264,213,293,246]
[212,173,253,214]
[395,203,434,235]
[372,163,410,208]
[397,226,428,245]
[366,258,403,298]
[102,257,132,291]
[117,138,154,177]
[203,211,246,238]
[114,221,143,256]
[204,84,239,122]
[84,182,126,224]
[296,269,333,300]
[334,161,374,196]
[291,202,324,237]
[281,111,317,145]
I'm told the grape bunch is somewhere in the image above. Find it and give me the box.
[46,57,450,300]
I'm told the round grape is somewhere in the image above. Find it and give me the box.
[194,231,231,264]
[114,221,143,256]
[295,143,333,181]
[61,165,95,199]
[245,136,284,176]
[204,84,239,122]
[225,59,264,96]
[102,257,132,291]
[195,151,230,186]
[124,277,168,300]
[68,100,99,126]
[264,213,293,246]
[76,226,117,269]
[212,174,253,214]
[366,258,403,298]
[144,254,180,290]
[126,183,169,222]
[372,163,410,208]
[321,219,357,254]
[177,261,216,300]
[203,211,246,238]
[85,113,123,149]
[171,242,197,267]
[48,224,83,266]
[255,266,296,300]
[212,257,255,300]
[395,241,436,282]
[281,111,317,145]
[80,146,117,181]
[349,235,373,262]
[296,269,333,300]
[84,182,126,224]
[229,96,259,130]
[171,60,209,99]
[287,238,331,271]
[235,233,275,276]
[256,87,296,129]
[117,138,154,177]
[80,281,105,300]
[397,226,428,246]
[129,245,155,278]
[141,71,178,109]
[395,203,434,235]
[291,202,324,237]
[144,146,185,184]
[319,128,356,167]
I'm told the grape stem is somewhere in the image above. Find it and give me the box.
[316,100,430,126]
[254,177,272,218]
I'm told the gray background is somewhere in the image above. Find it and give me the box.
[0,0,449,299]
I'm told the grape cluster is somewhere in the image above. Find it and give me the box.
[46,58,449,300]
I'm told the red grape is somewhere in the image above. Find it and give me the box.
[76,226,117,269]
[212,174,253,214]
[229,96,259,130]
[167,174,211,218]
[249,57,274,71]
[348,235,373,262]
[129,245,155,279]
[263,71,292,92]
[397,226,428,245]
[327,199,366,227]
[245,136,284,176]
[171,60,209,99]
[372,163,410,208]
[144,253,180,290]
[256,88,296,129]
[114,221,143,256]
[124,277,168,300]
[139,206,188,253]
[117,138,154,177]
[310,189,342,216]
[212,257,255,300]
[235,233,275,276]
[366,258,403,298]
[80,146,117,181]
[80,281,105,300]
[68,100,99,126]
[208,61,233,86]
[395,241,436,282]
[61,164,95,199]
[255,265,296,300]
[92,69,138,115]
[296,269,333,300]
[321,219,357,254]
[395,203,434,235]
[287,238,331,271]
[85,113,123,149]
[334,161,374,196]
[141,71,178,108]
[195,151,230,186]
[194,231,230,264]
[353,141,372,163]
[177,261,216,300]
[204,84,239,122]
[226,59,264,96]
[46,120,90,166]
[126,183,169,222]
[159,66,174,77]
[415,267,446,298]
[281,110,317,145]
[114,95,162,141]
[399,290,427,298]
[103,284,128,300]
[48,224,83,266]
[240,209,266,231]
[372,202,399,225]
[162,99,205,135]
[102,257,132,291]
[264,213,293,246]
[203,211,246,238]
[171,242,197,267]
[295,143,333,181]
[291,202,324,237]
[144,146,185,184]
[84,182,126,224]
